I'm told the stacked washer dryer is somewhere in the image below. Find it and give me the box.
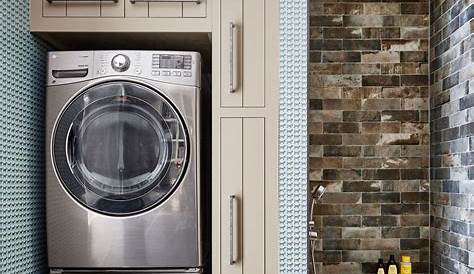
[46,51,202,273]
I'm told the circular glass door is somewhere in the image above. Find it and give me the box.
[52,81,189,215]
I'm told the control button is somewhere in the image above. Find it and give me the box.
[183,71,192,77]
[111,54,130,72]
[152,70,160,76]
[162,71,171,76]
[172,71,181,76]
[135,68,142,75]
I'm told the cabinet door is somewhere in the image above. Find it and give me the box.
[220,118,265,274]
[42,0,66,17]
[220,0,265,107]
[66,1,100,17]
[101,0,125,17]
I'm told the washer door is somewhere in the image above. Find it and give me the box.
[52,81,189,215]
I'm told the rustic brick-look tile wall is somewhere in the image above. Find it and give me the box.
[429,0,474,272]
[308,0,431,273]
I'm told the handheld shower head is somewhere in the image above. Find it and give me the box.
[311,185,326,201]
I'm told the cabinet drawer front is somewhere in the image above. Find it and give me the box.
[66,1,101,17]
[101,0,125,17]
[125,0,148,17]
[183,0,206,18]
[42,0,66,17]
[149,2,182,17]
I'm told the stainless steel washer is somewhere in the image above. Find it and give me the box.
[46,51,201,273]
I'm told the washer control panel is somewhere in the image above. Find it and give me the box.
[94,51,200,87]
[47,50,201,87]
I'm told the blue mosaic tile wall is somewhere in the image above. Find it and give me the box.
[0,1,48,273]
[279,0,308,273]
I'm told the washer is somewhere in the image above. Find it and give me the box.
[46,51,201,273]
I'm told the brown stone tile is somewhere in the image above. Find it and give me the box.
[362,75,400,86]
[361,51,400,63]
[313,204,343,216]
[324,146,362,157]
[362,99,401,110]
[323,122,360,133]
[323,239,361,250]
[323,27,362,38]
[342,134,381,145]
[382,227,420,238]
[343,111,381,122]
[323,216,362,227]
[323,51,362,63]
[360,239,400,250]
[400,215,429,226]
[323,169,362,180]
[324,3,363,15]
[310,134,342,145]
[362,192,401,203]
[310,157,343,169]
[362,27,400,39]
[341,204,381,216]
[311,15,343,26]
[363,216,399,227]
[381,110,419,122]
[342,181,381,192]
[377,133,420,145]
[342,64,381,74]
[321,192,363,204]
[323,99,362,110]
[342,228,381,240]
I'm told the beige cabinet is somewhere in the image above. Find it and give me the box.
[220,0,265,108]
[32,0,211,32]
[212,0,279,273]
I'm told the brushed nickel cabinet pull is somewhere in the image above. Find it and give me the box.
[229,22,236,93]
[130,0,201,3]
[47,0,118,2]
[229,194,237,265]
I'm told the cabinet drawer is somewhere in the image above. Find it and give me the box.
[125,0,148,17]
[101,0,125,17]
[42,0,66,17]
[183,0,206,18]
[149,2,181,18]
[43,0,124,17]
[66,1,101,17]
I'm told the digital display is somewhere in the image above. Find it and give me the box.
[159,55,185,69]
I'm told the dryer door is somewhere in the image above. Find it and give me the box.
[52,81,189,215]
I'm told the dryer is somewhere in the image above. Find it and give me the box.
[46,51,201,273]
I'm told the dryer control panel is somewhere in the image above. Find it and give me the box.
[47,50,201,87]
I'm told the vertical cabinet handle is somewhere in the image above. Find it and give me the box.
[229,22,236,93]
[229,194,237,265]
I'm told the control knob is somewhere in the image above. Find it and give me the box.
[111,54,130,72]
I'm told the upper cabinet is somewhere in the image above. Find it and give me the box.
[32,0,211,33]
[219,0,265,108]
